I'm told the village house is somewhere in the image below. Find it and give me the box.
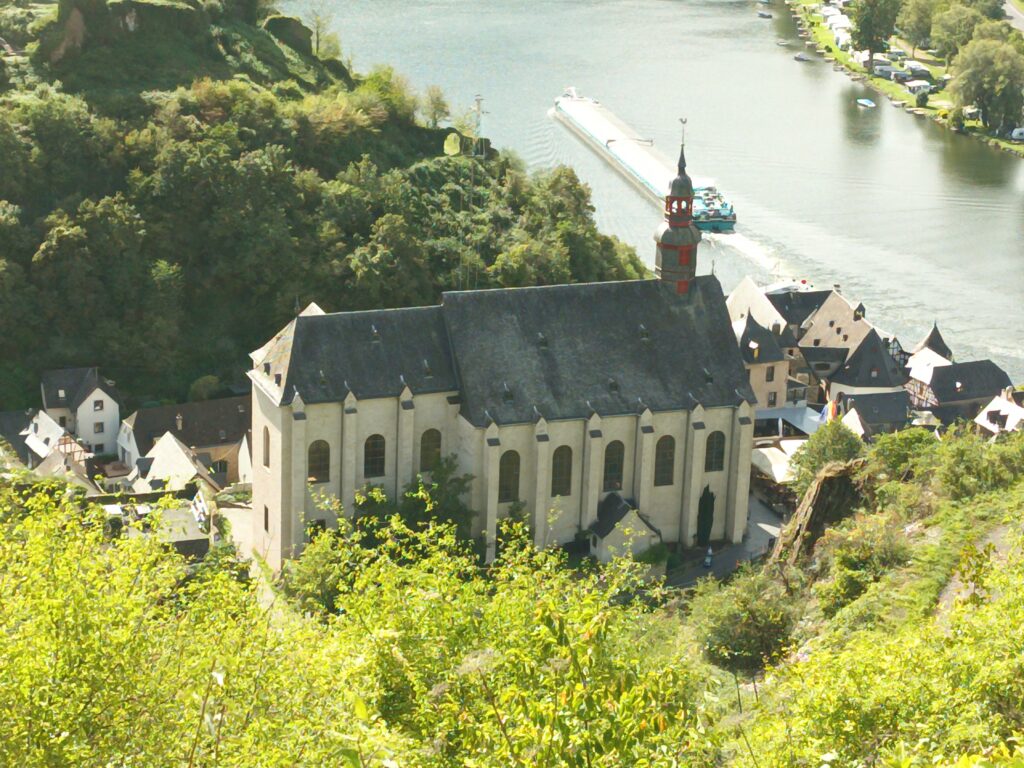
[249,143,757,571]
[734,315,790,410]
[975,388,1024,435]
[839,391,912,439]
[915,360,1014,423]
[40,367,121,456]
[127,432,223,495]
[118,396,251,484]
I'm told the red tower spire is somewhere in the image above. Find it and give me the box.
[654,119,701,294]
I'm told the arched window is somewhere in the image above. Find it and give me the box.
[550,445,572,497]
[420,429,442,473]
[654,436,675,486]
[705,431,726,472]
[498,450,520,503]
[308,440,330,483]
[603,440,625,492]
[262,426,270,468]
[364,434,386,478]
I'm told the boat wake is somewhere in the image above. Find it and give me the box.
[705,231,778,273]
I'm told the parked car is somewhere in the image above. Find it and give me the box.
[904,60,932,80]
[891,70,913,83]
[873,65,902,79]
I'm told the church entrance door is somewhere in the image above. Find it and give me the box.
[696,485,715,547]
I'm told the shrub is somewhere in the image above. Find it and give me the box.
[790,420,865,500]
[688,565,800,672]
[813,513,910,616]
[916,90,930,108]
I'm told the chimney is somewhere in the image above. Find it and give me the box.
[175,413,183,432]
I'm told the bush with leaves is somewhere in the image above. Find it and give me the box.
[687,565,801,672]
[789,419,865,500]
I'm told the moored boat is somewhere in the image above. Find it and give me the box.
[758,10,773,18]
[856,98,877,108]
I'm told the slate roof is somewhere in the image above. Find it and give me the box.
[829,329,908,388]
[912,323,953,360]
[766,289,833,327]
[590,492,660,540]
[125,396,250,456]
[799,345,848,368]
[268,306,458,405]
[843,391,911,426]
[0,409,31,464]
[738,316,784,365]
[929,360,1012,404]
[254,277,755,427]
[442,278,755,426]
[41,367,119,411]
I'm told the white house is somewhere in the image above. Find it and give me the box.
[249,143,758,572]
[40,367,121,457]
[129,432,223,495]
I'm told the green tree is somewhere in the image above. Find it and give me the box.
[187,374,222,401]
[302,0,340,59]
[689,565,801,672]
[789,419,864,499]
[852,0,902,69]
[420,83,450,128]
[952,37,1024,131]
[897,0,938,55]
[932,3,985,62]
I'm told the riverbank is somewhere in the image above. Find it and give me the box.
[787,0,1024,159]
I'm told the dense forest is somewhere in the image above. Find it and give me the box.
[0,0,644,408]
[1,426,1023,765]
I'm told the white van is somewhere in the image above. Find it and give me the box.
[905,80,932,96]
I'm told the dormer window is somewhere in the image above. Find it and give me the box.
[58,388,66,400]
[422,359,433,377]
[537,332,548,349]
[639,323,650,342]
[502,382,513,404]
[828,320,835,328]
[703,367,714,384]
[870,367,879,378]
[607,377,619,394]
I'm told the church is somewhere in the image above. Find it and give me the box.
[249,143,757,571]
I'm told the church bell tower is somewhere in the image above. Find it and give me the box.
[655,121,701,294]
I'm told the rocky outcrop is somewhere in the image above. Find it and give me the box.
[769,459,864,567]
[262,15,312,57]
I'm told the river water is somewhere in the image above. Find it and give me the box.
[332,0,1024,378]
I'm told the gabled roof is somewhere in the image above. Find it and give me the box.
[765,289,833,327]
[843,391,911,426]
[726,276,787,329]
[799,292,872,351]
[907,347,952,384]
[912,323,953,360]
[442,278,754,426]
[799,345,848,368]
[257,306,459,405]
[975,392,1024,435]
[736,315,784,365]
[252,277,755,427]
[124,396,250,456]
[929,360,1012,404]
[41,367,119,411]
[829,329,907,388]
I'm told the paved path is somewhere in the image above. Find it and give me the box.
[1006,0,1024,33]
[666,496,785,588]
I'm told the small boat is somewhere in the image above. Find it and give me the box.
[759,0,772,4]
[856,98,876,108]
[794,53,812,62]
[758,10,773,18]
[776,39,791,46]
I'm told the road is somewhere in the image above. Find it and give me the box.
[1006,0,1024,33]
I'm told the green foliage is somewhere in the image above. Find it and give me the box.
[813,513,910,616]
[688,565,801,672]
[933,3,986,61]
[951,37,1024,131]
[789,419,864,500]
[188,374,223,401]
[897,0,937,54]
[0,60,642,408]
[935,426,1024,499]
[852,0,902,65]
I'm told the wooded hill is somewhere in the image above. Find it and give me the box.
[0,0,644,408]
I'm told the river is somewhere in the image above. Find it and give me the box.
[331,0,1024,379]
